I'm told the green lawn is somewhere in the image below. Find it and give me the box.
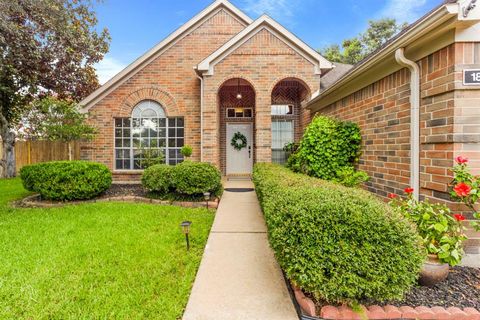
[0,178,214,319]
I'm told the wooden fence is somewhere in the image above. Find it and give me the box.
[0,140,81,175]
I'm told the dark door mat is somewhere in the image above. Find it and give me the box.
[224,188,255,193]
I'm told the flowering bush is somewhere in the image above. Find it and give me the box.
[390,188,466,266]
[451,156,480,231]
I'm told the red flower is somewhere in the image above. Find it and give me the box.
[404,188,414,194]
[453,183,472,197]
[453,214,466,221]
[388,193,397,199]
[455,156,469,164]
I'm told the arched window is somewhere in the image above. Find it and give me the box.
[131,100,166,118]
[114,100,185,170]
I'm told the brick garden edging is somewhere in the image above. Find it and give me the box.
[19,194,219,209]
[292,286,480,320]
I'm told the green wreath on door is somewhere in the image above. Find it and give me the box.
[231,132,248,151]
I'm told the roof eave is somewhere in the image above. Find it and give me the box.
[196,15,333,76]
[307,3,459,112]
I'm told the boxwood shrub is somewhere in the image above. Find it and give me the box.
[253,163,424,303]
[172,161,222,196]
[141,164,174,194]
[20,161,112,201]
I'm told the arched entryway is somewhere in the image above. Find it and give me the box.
[271,78,310,164]
[218,78,256,175]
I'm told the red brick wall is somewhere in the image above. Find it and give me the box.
[82,9,248,177]
[202,29,320,169]
[315,42,480,250]
[83,10,320,179]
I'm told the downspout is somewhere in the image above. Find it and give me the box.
[195,71,204,162]
[395,48,420,199]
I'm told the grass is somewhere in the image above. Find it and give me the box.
[0,178,214,319]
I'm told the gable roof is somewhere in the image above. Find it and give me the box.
[80,0,253,110]
[196,14,333,75]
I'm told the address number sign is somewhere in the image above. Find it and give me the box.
[464,69,480,85]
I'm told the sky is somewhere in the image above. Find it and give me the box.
[93,0,442,84]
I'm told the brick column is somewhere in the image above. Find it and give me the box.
[202,78,221,168]
[255,90,272,163]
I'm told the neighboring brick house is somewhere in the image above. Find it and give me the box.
[308,0,480,250]
[79,0,333,181]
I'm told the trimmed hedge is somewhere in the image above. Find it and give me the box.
[253,163,424,303]
[20,161,112,201]
[172,161,222,196]
[142,164,174,194]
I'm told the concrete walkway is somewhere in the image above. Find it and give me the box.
[183,180,298,320]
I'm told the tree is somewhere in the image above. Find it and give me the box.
[0,0,110,177]
[19,97,97,160]
[320,18,407,65]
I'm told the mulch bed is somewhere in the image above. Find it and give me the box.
[103,184,148,198]
[311,266,480,314]
[17,183,218,208]
[103,184,209,202]
[382,267,480,309]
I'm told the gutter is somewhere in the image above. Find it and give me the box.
[395,48,420,200]
[307,2,458,111]
[195,70,204,162]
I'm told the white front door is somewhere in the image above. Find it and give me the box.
[226,123,253,175]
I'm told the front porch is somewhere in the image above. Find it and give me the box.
[208,77,311,176]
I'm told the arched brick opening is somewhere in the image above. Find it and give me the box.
[270,78,310,164]
[218,78,256,175]
[120,87,181,117]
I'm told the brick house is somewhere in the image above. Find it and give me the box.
[308,0,480,250]
[80,1,479,247]
[80,0,333,181]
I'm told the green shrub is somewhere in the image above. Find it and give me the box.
[172,161,222,196]
[180,145,193,158]
[20,161,112,201]
[253,163,424,303]
[288,116,364,183]
[333,166,369,188]
[141,164,174,194]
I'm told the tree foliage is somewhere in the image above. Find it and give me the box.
[19,97,97,143]
[320,18,408,65]
[0,0,110,177]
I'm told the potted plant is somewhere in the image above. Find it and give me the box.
[451,156,480,231]
[181,145,193,159]
[388,188,466,286]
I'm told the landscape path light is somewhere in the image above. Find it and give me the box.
[203,192,211,209]
[180,221,192,251]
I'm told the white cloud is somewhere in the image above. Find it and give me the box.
[241,0,300,22]
[94,56,127,85]
[379,0,428,23]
